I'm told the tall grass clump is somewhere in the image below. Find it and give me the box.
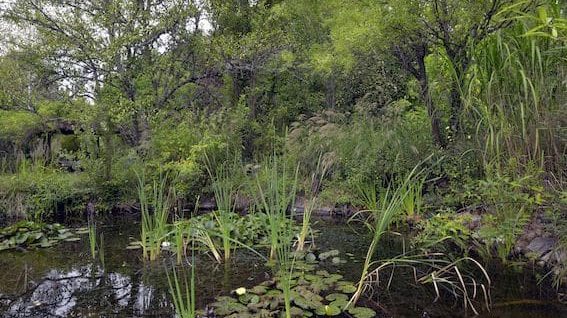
[347,162,428,307]
[254,155,299,318]
[88,220,97,259]
[255,155,299,261]
[136,171,172,261]
[167,257,196,318]
[467,8,566,178]
[297,153,330,252]
[207,162,238,263]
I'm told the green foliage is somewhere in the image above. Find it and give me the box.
[0,110,41,143]
[0,221,76,251]
[137,171,172,261]
[473,167,543,262]
[0,168,88,222]
[167,262,196,318]
[413,212,473,251]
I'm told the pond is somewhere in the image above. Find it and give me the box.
[0,219,565,317]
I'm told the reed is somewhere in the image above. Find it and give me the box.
[254,155,299,261]
[467,16,566,178]
[136,171,172,261]
[253,154,299,318]
[166,259,196,318]
[401,177,424,223]
[88,220,96,259]
[347,162,427,307]
[297,153,330,252]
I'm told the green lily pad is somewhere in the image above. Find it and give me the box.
[336,282,357,293]
[305,253,317,263]
[211,296,248,316]
[347,306,377,318]
[319,249,340,261]
[316,304,341,316]
[249,285,268,295]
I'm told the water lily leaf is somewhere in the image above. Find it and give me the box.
[319,250,340,261]
[315,304,341,316]
[325,293,348,302]
[305,253,317,263]
[323,274,343,284]
[249,285,268,295]
[331,257,346,265]
[316,270,330,277]
[211,296,248,316]
[347,306,376,318]
[336,282,357,293]
[290,306,304,317]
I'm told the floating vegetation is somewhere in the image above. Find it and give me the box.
[206,251,376,318]
[0,221,77,251]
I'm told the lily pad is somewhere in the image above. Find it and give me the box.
[319,249,340,261]
[347,306,377,318]
[315,304,341,316]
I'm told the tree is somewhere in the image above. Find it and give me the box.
[4,0,209,178]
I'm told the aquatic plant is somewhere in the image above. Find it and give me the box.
[366,253,491,315]
[347,162,428,307]
[208,162,238,263]
[88,220,96,259]
[297,153,330,252]
[167,259,196,318]
[136,171,172,261]
[254,155,299,261]
[253,155,299,318]
[0,221,77,251]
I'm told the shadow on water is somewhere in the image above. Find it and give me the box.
[0,220,565,317]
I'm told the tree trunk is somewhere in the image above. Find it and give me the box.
[420,78,444,147]
[449,78,462,136]
[416,50,445,147]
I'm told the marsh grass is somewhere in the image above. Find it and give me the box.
[207,163,238,262]
[167,257,196,318]
[347,161,430,307]
[88,220,96,259]
[297,153,330,252]
[365,252,491,315]
[136,171,172,261]
[467,20,566,178]
[253,154,299,318]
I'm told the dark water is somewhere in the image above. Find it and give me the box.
[0,220,565,317]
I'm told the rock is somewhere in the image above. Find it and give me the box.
[526,237,557,257]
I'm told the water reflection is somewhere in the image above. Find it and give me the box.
[1,265,170,317]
